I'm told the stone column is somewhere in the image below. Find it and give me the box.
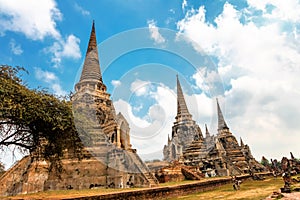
[117,128,121,148]
[126,131,131,150]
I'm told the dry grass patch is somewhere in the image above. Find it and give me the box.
[167,177,283,200]
[2,187,143,200]
[160,180,200,187]
[2,176,293,200]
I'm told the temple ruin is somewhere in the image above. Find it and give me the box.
[163,75,204,162]
[163,76,266,177]
[0,22,158,196]
[0,21,268,197]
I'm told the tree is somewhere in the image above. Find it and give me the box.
[260,156,271,167]
[0,161,5,176]
[0,65,82,161]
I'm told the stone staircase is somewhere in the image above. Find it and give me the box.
[0,156,30,180]
[82,126,115,158]
[0,156,32,196]
[224,155,244,175]
[143,172,159,187]
[126,151,159,187]
[80,127,159,187]
[181,166,202,180]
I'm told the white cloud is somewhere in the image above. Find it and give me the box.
[182,0,188,12]
[74,3,90,16]
[149,84,177,124]
[61,35,81,58]
[51,83,67,96]
[191,66,227,97]
[0,0,81,68]
[130,79,151,96]
[0,146,24,170]
[9,39,23,55]
[247,0,300,22]
[0,0,62,40]
[45,34,81,67]
[192,70,207,91]
[111,80,121,88]
[147,20,166,44]
[169,9,175,14]
[133,104,143,112]
[177,1,300,160]
[185,92,214,124]
[114,99,151,129]
[35,67,57,83]
[34,68,67,96]
[114,79,215,160]
[114,83,176,160]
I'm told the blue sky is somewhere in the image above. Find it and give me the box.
[1,0,300,167]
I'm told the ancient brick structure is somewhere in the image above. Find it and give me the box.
[163,77,266,177]
[71,21,158,189]
[163,76,203,162]
[0,22,157,196]
[62,174,273,200]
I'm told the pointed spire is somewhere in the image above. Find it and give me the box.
[217,98,228,131]
[176,75,192,120]
[240,137,244,147]
[168,134,171,143]
[86,20,97,54]
[79,20,102,82]
[290,152,295,159]
[205,124,210,137]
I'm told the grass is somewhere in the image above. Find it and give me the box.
[167,177,284,200]
[1,187,143,200]
[3,175,299,200]
[159,180,200,187]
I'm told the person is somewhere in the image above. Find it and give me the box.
[232,176,237,190]
[236,179,242,190]
[232,176,241,190]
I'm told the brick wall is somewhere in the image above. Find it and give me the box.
[63,174,271,200]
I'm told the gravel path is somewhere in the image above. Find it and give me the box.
[281,192,300,200]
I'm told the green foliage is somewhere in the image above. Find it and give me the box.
[0,65,82,160]
[260,157,271,167]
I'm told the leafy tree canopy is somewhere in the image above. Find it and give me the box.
[0,65,81,160]
[260,156,271,167]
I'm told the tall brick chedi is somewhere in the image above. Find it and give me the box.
[71,21,158,188]
[0,22,157,196]
[163,77,266,176]
[163,76,203,161]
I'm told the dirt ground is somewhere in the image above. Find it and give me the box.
[266,191,300,200]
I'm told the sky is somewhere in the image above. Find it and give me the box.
[1,0,300,168]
